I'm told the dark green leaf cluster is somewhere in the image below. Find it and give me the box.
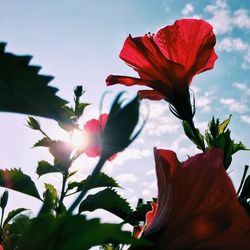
[183,115,248,169]
[205,115,248,169]
[17,214,147,250]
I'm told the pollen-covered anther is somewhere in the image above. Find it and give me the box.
[145,32,154,39]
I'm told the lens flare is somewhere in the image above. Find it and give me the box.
[71,129,91,150]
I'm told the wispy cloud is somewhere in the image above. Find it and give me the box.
[115,173,138,184]
[217,38,248,52]
[240,115,250,124]
[233,9,250,30]
[182,3,194,16]
[204,0,250,34]
[233,82,250,96]
[142,102,180,136]
[109,148,152,167]
[220,98,247,113]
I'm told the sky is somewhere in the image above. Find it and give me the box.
[0,0,250,223]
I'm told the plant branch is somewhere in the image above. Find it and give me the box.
[187,119,206,152]
[57,169,69,213]
[68,156,106,214]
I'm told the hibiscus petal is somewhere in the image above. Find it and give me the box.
[106,75,154,87]
[143,148,250,249]
[98,113,108,129]
[120,35,185,82]
[137,90,165,100]
[154,19,218,75]
[84,118,101,134]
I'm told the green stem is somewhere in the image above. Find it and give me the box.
[237,165,249,196]
[57,170,69,213]
[187,119,206,152]
[68,157,106,214]
[39,128,52,140]
[0,208,4,228]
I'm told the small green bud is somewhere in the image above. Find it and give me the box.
[0,190,9,209]
[27,116,41,130]
[74,85,84,98]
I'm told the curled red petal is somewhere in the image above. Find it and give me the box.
[137,90,165,100]
[106,75,154,87]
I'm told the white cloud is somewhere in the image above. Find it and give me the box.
[220,98,247,113]
[196,90,216,113]
[205,0,228,12]
[217,38,248,52]
[182,3,194,16]
[233,9,250,30]
[243,49,250,69]
[115,173,137,184]
[142,102,180,136]
[141,188,152,197]
[215,37,250,69]
[240,115,250,124]
[204,0,231,35]
[204,0,250,35]
[145,169,155,176]
[110,148,152,166]
[233,82,250,95]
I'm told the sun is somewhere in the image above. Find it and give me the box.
[71,129,91,150]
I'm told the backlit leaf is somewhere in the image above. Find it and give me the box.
[68,172,120,191]
[0,168,40,200]
[0,42,69,121]
[79,188,132,219]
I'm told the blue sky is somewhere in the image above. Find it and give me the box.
[0,0,250,221]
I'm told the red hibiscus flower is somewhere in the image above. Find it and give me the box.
[134,202,158,238]
[132,148,250,249]
[83,113,116,161]
[106,19,217,120]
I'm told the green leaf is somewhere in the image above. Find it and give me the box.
[36,160,62,177]
[40,183,58,215]
[33,137,52,148]
[75,102,90,117]
[79,188,132,220]
[3,214,31,250]
[0,42,69,121]
[3,208,28,227]
[17,215,147,250]
[68,172,120,191]
[0,189,9,209]
[218,114,232,134]
[182,120,205,150]
[125,203,152,226]
[44,183,58,201]
[0,168,41,200]
[232,141,249,154]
